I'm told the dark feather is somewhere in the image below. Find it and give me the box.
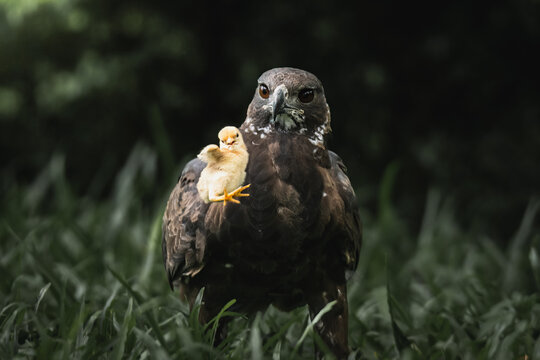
[162,158,209,289]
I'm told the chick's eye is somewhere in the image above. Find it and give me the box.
[259,84,270,99]
[298,89,314,103]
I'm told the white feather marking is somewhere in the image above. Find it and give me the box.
[247,123,258,135]
[257,125,272,134]
[308,123,328,146]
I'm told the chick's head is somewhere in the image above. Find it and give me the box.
[218,126,245,151]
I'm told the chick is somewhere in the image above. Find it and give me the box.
[196,126,250,205]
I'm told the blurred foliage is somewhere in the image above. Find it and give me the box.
[1,148,539,359]
[1,1,540,357]
[0,0,539,238]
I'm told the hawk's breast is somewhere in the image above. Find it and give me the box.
[225,130,325,273]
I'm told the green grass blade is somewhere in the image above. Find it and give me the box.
[112,297,133,360]
[292,300,336,356]
[386,258,415,356]
[249,313,263,360]
[107,266,168,352]
[262,316,300,353]
[138,210,162,287]
[133,327,170,359]
[204,298,238,344]
[272,340,281,360]
[34,282,51,313]
[529,235,540,291]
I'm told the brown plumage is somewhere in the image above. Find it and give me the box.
[162,67,362,359]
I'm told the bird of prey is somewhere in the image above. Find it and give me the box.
[196,126,250,205]
[162,67,362,358]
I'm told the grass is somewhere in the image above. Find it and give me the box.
[1,146,539,359]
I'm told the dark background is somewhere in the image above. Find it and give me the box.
[1,0,539,240]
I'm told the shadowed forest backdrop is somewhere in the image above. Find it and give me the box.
[1,1,540,358]
[1,0,539,239]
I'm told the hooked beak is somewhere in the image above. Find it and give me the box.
[269,84,305,126]
[271,84,288,122]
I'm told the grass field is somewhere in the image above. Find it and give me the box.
[1,147,539,359]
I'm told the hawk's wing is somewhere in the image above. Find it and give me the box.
[326,150,362,278]
[162,158,210,289]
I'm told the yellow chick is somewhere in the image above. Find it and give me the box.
[196,126,250,205]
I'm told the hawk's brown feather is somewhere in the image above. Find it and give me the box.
[162,159,209,287]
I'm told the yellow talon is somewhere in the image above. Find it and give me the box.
[230,184,251,197]
[211,184,251,206]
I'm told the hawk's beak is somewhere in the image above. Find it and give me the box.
[272,84,288,122]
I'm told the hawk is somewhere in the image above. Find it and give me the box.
[162,67,362,358]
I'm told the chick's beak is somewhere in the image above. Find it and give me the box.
[225,137,235,146]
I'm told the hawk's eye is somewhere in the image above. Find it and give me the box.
[298,89,314,103]
[259,84,270,99]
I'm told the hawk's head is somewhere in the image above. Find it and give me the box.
[245,67,331,147]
